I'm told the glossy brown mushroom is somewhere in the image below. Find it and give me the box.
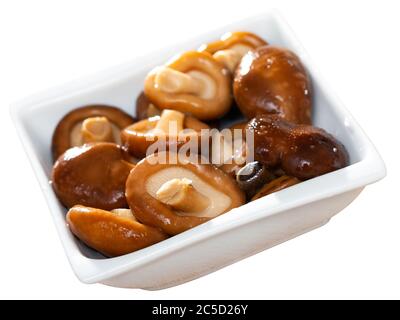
[121,109,210,158]
[125,152,245,235]
[144,51,232,121]
[234,46,312,124]
[52,105,135,160]
[67,206,167,257]
[248,115,349,180]
[135,91,161,120]
[251,176,300,201]
[236,161,275,199]
[199,31,268,73]
[52,143,134,210]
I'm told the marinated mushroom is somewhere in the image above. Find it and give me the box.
[52,143,135,210]
[234,46,312,124]
[136,91,161,120]
[52,105,135,160]
[251,176,300,201]
[125,152,246,235]
[47,32,356,259]
[121,109,210,158]
[67,205,167,257]
[236,161,275,199]
[199,31,268,73]
[144,51,232,120]
[248,115,349,180]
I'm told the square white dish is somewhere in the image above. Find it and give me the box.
[10,10,386,290]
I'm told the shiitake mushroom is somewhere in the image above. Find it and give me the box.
[144,51,232,120]
[236,161,275,199]
[67,206,167,257]
[234,46,312,124]
[199,31,268,73]
[125,152,245,235]
[248,115,349,180]
[52,105,135,160]
[52,143,134,210]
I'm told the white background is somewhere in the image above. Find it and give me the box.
[1,0,399,300]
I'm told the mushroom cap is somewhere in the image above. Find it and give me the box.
[198,31,268,54]
[251,176,300,201]
[144,51,232,121]
[67,205,167,257]
[52,143,134,210]
[234,46,312,124]
[135,91,161,120]
[52,105,135,160]
[121,114,210,158]
[125,152,245,235]
[248,115,349,180]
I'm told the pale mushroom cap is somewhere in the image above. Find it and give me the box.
[144,51,232,121]
[51,105,134,160]
[198,31,268,73]
[125,152,245,235]
[147,167,231,218]
[70,117,121,146]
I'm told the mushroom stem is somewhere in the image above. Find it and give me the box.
[213,49,242,73]
[81,117,114,143]
[111,208,137,221]
[154,67,205,95]
[155,109,185,134]
[155,178,210,213]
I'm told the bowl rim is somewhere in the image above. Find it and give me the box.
[10,9,386,284]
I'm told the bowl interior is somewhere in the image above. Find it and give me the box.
[14,12,366,260]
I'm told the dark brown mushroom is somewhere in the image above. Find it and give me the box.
[236,161,275,199]
[248,115,349,180]
[125,152,245,235]
[67,206,167,257]
[52,105,135,160]
[52,142,134,210]
[234,46,312,124]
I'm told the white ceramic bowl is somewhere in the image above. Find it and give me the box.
[10,10,386,290]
